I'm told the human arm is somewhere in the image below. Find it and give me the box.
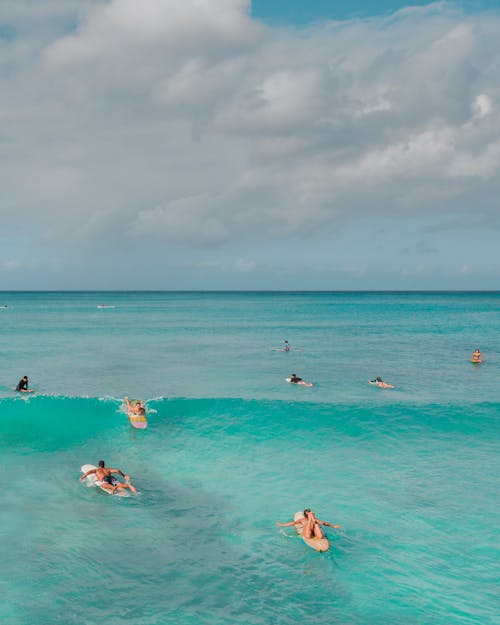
[316,518,342,529]
[124,396,131,409]
[79,468,97,481]
[276,519,301,527]
[110,468,129,480]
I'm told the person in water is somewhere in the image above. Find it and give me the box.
[370,376,394,388]
[283,340,290,352]
[125,396,146,416]
[80,460,137,494]
[277,508,341,539]
[16,375,34,393]
[289,373,313,387]
[471,348,482,362]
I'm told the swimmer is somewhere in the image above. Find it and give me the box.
[283,340,290,352]
[80,460,137,494]
[277,508,341,539]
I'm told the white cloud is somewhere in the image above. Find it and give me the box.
[235,258,256,272]
[2,259,22,270]
[472,93,492,119]
[1,0,500,257]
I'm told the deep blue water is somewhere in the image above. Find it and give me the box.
[0,292,498,624]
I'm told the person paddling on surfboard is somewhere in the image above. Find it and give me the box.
[277,509,341,539]
[80,460,137,494]
[369,376,394,389]
[15,375,34,393]
[288,374,313,387]
[283,340,290,352]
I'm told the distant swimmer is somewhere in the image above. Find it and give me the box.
[15,375,34,393]
[277,508,341,539]
[369,376,394,389]
[283,340,290,352]
[287,373,313,387]
[125,396,146,416]
[80,460,137,494]
[471,348,482,363]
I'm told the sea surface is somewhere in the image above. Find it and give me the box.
[0,291,498,625]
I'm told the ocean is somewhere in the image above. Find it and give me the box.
[0,291,498,625]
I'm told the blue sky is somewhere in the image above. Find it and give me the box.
[252,0,500,23]
[1,0,500,290]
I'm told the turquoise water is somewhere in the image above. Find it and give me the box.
[0,292,498,624]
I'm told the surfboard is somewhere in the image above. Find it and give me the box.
[470,359,482,364]
[127,399,148,429]
[80,464,130,497]
[286,377,313,387]
[293,512,330,552]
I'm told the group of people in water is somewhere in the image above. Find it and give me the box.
[14,343,484,542]
[287,344,484,390]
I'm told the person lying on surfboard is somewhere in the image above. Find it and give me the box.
[79,460,137,494]
[369,376,394,388]
[125,396,146,416]
[277,508,341,539]
[288,374,313,387]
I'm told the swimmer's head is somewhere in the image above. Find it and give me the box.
[303,508,311,517]
[98,460,105,468]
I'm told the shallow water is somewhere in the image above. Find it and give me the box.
[1,292,499,624]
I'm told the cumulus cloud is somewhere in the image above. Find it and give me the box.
[2,0,500,258]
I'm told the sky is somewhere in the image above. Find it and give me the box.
[1,0,500,290]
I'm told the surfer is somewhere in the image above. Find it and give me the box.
[277,509,341,539]
[283,340,290,352]
[80,460,137,494]
[471,348,482,363]
[15,375,34,393]
[288,373,313,387]
[125,396,146,416]
[369,376,394,388]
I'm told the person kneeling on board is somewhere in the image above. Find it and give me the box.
[80,460,137,494]
[277,508,341,539]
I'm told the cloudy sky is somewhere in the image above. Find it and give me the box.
[1,0,499,290]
